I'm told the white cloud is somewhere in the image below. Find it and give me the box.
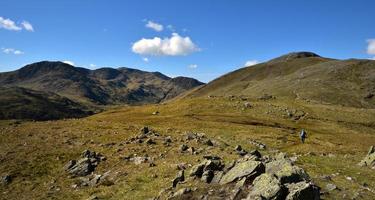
[188,64,198,69]
[89,64,96,67]
[367,39,375,55]
[62,60,75,66]
[142,57,149,62]
[21,21,34,32]
[132,33,199,56]
[0,17,34,32]
[0,17,22,31]
[2,48,24,55]
[145,21,163,32]
[244,60,259,66]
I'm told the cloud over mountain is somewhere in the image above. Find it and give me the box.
[132,33,199,56]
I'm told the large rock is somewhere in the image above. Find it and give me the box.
[247,173,287,200]
[220,160,265,184]
[66,158,95,177]
[285,181,320,200]
[359,146,375,168]
[266,157,309,184]
[65,150,104,177]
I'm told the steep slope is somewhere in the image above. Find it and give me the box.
[0,61,204,105]
[0,86,92,120]
[189,52,375,108]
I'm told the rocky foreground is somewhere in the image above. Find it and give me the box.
[159,152,319,200]
[60,127,322,200]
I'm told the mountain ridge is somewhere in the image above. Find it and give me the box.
[189,52,375,108]
[0,61,204,106]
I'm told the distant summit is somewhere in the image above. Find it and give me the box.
[269,52,321,63]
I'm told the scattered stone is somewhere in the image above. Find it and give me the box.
[320,175,332,181]
[140,126,149,135]
[164,136,172,144]
[359,146,375,168]
[325,183,339,192]
[285,181,320,200]
[243,102,252,108]
[258,94,274,101]
[180,144,189,152]
[131,156,150,165]
[249,140,266,149]
[188,147,196,155]
[152,111,159,115]
[1,175,12,185]
[234,145,248,156]
[172,170,185,188]
[145,138,156,145]
[248,150,262,158]
[204,139,214,146]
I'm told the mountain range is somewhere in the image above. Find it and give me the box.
[1,52,374,120]
[0,61,204,119]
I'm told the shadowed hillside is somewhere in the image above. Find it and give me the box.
[189,52,375,108]
[0,87,92,120]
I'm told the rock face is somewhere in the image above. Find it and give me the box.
[266,154,310,184]
[220,160,265,184]
[65,150,105,177]
[247,173,286,200]
[286,182,320,200]
[359,146,375,169]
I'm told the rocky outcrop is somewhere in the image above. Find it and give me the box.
[159,152,319,200]
[247,173,287,200]
[266,153,310,184]
[65,150,106,177]
[219,160,265,184]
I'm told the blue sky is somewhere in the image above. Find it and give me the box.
[1,0,375,82]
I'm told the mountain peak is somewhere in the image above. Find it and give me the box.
[269,51,321,63]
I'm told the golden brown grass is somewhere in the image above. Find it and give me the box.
[0,96,374,199]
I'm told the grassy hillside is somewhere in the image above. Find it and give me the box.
[189,52,375,108]
[0,86,93,120]
[1,96,374,199]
